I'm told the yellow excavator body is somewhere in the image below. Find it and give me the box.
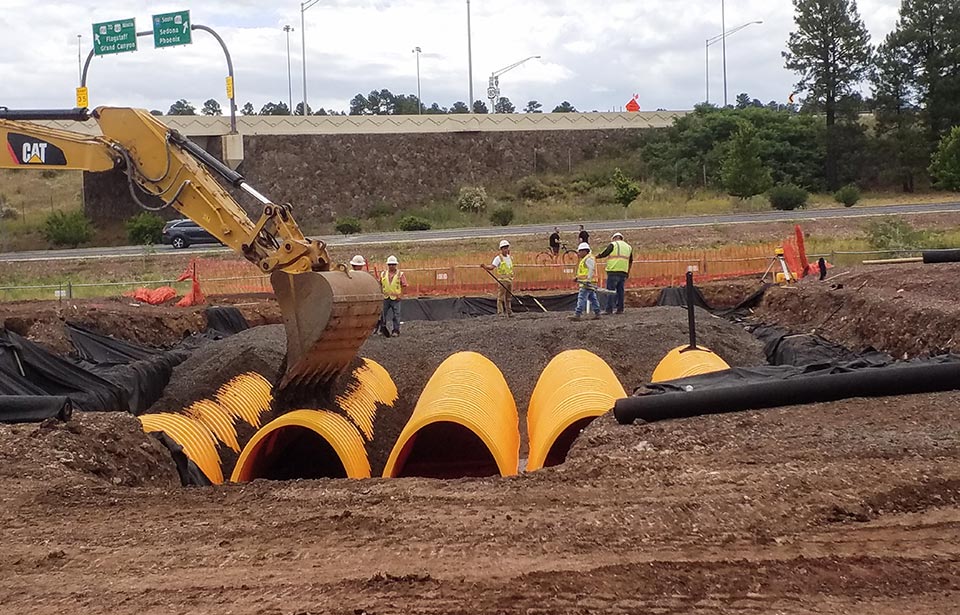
[0,106,381,394]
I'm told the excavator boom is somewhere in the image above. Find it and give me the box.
[0,106,381,396]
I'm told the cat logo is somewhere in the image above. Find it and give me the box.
[6,133,67,166]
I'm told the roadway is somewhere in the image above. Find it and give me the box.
[1,201,958,263]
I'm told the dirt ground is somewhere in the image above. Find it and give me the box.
[2,266,960,613]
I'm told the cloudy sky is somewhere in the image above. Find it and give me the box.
[1,0,902,114]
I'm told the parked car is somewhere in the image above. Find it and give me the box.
[161,219,220,249]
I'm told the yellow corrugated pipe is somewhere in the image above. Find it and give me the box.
[215,372,273,428]
[230,410,371,481]
[650,345,730,382]
[526,349,626,472]
[382,351,519,478]
[139,412,224,484]
[336,358,398,440]
[182,399,240,453]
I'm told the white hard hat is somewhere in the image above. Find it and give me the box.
[612,232,623,240]
[577,242,590,251]
[349,255,366,267]
[499,239,510,249]
[386,255,399,265]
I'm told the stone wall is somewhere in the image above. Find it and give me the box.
[83,129,649,226]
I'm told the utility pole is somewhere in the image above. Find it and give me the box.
[721,0,728,107]
[77,34,82,84]
[467,0,474,110]
[413,47,422,114]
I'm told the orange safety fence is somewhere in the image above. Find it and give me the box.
[176,242,790,299]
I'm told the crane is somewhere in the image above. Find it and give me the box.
[487,55,540,113]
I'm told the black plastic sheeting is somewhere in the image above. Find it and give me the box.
[749,324,892,367]
[614,354,960,424]
[656,286,711,309]
[152,432,213,487]
[0,307,251,422]
[400,293,579,321]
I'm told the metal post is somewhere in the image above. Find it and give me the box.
[467,0,474,110]
[77,34,82,84]
[721,0,728,107]
[301,4,308,114]
[685,270,697,350]
[705,39,709,104]
[284,25,294,114]
[413,46,422,114]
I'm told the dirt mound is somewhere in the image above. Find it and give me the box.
[0,412,179,488]
[148,325,287,413]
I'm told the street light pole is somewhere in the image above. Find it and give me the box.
[300,0,320,115]
[77,34,82,84]
[721,0,728,107]
[467,0,474,110]
[413,46,422,114]
[284,25,294,114]
[705,20,763,105]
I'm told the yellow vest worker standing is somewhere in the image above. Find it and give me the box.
[570,242,601,321]
[596,232,633,314]
[481,239,515,317]
[380,255,407,337]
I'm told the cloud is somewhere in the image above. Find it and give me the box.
[0,0,902,113]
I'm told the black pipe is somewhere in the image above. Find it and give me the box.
[0,108,90,121]
[167,130,245,187]
[0,396,72,423]
[923,249,960,264]
[685,270,697,350]
[614,360,960,424]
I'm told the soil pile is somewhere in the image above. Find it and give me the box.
[0,413,179,487]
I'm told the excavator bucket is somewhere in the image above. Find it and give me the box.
[271,269,383,396]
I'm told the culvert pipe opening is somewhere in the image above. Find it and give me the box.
[388,420,501,478]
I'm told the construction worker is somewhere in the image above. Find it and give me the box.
[380,255,407,337]
[596,232,633,314]
[481,239,514,317]
[349,255,366,271]
[570,242,601,321]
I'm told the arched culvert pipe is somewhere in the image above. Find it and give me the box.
[215,372,273,429]
[336,358,399,440]
[383,351,519,478]
[140,412,224,484]
[650,346,730,383]
[231,410,371,482]
[526,349,625,472]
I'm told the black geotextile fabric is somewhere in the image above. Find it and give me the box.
[205,306,250,335]
[67,322,160,364]
[400,293,579,321]
[656,286,711,309]
[152,432,213,487]
[748,324,892,367]
[0,396,72,423]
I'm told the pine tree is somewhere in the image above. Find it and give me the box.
[721,123,773,198]
[783,0,873,189]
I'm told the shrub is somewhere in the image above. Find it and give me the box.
[335,216,362,235]
[490,205,514,226]
[43,210,93,248]
[456,186,488,212]
[569,179,592,194]
[398,215,431,231]
[767,184,808,211]
[720,123,773,198]
[0,206,18,220]
[834,184,861,207]
[865,218,925,251]
[611,167,641,208]
[516,175,551,200]
[930,125,960,191]
[125,212,165,244]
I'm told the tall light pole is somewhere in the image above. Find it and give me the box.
[412,46,422,114]
[488,55,540,113]
[300,0,321,115]
[721,0,727,107]
[467,0,474,110]
[705,20,762,105]
[284,25,294,114]
[76,34,82,84]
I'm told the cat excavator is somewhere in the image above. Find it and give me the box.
[0,106,382,397]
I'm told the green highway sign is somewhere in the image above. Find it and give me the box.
[92,18,137,56]
[153,10,192,49]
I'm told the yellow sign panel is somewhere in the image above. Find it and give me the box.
[225,76,234,100]
[76,86,89,108]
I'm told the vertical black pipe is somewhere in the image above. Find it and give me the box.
[686,270,697,350]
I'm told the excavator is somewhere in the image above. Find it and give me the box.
[0,106,382,397]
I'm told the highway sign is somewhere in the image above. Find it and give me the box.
[92,19,137,56]
[153,10,191,49]
[75,87,89,108]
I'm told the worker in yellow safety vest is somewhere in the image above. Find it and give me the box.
[380,255,408,337]
[570,242,601,321]
[481,239,515,317]
[596,232,633,314]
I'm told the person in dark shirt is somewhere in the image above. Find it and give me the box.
[548,227,561,255]
[578,225,589,244]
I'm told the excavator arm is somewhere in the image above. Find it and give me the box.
[0,106,382,395]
